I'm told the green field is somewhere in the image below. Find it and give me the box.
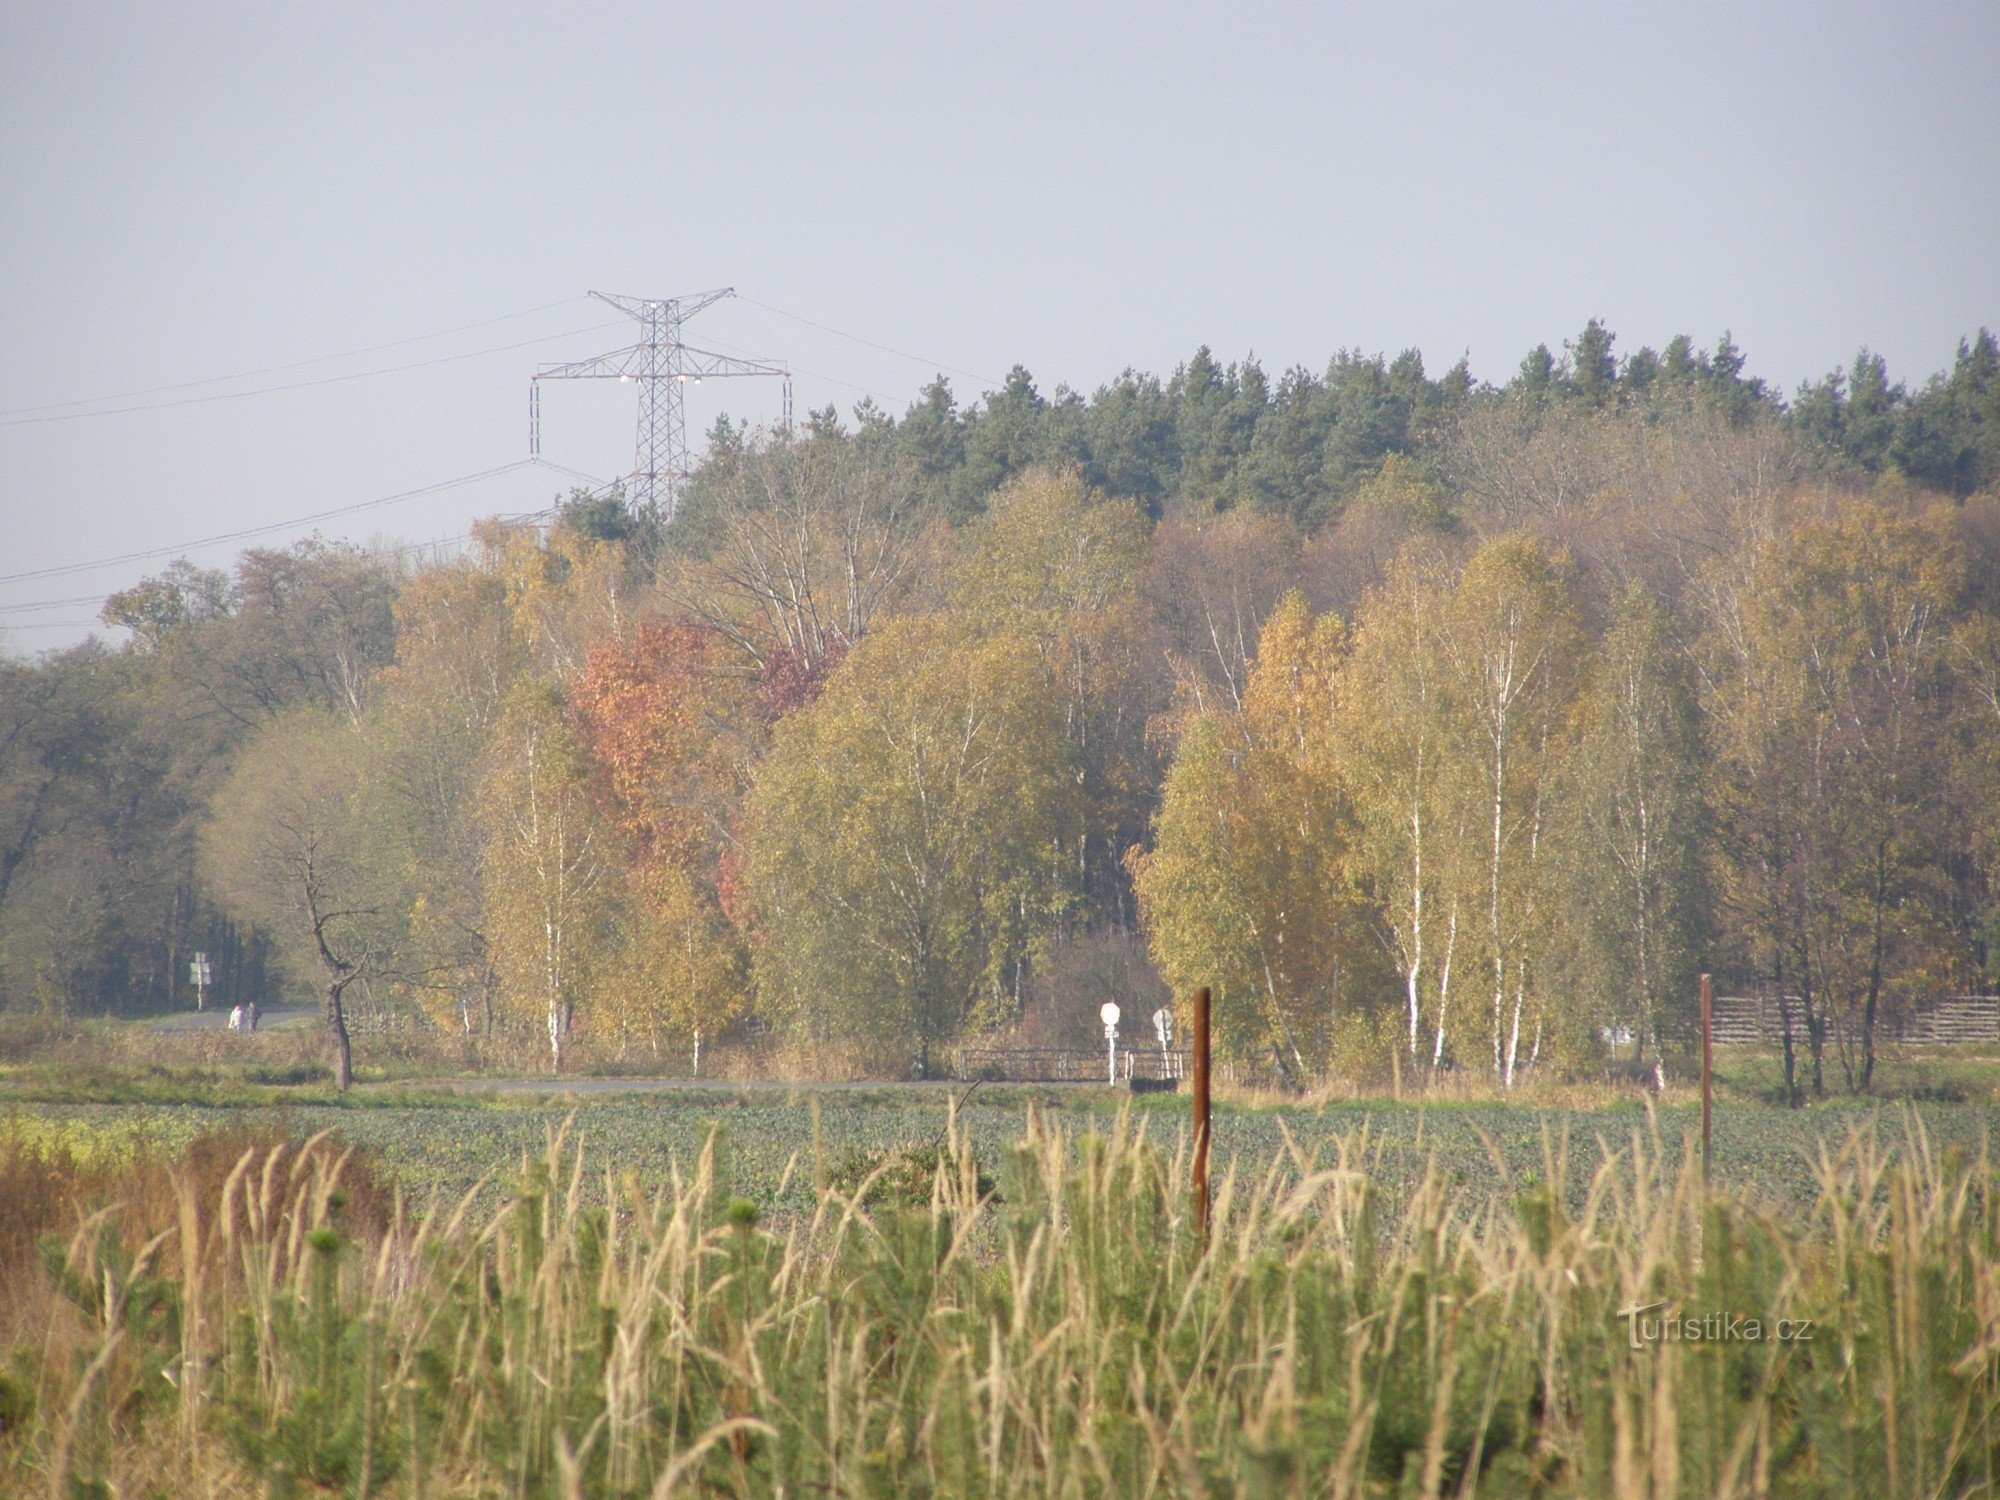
[8,1072,1994,1217]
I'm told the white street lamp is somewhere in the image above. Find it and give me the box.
[1100,1002,1122,1084]
[1153,1005,1174,1076]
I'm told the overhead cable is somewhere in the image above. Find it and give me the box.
[0,296,590,418]
[739,295,1003,390]
[0,322,625,428]
[0,461,542,585]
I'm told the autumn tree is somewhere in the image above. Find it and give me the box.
[106,539,399,731]
[1132,592,1380,1080]
[1142,510,1307,715]
[1562,586,1708,1084]
[1948,611,2000,988]
[950,468,1165,926]
[666,431,928,681]
[480,682,613,1071]
[741,616,1077,1074]
[473,512,639,678]
[1337,538,1586,1084]
[601,868,744,1067]
[202,708,378,1088]
[360,562,532,1033]
[1710,503,1965,1092]
[1336,547,1463,1069]
[572,621,752,1063]
[1438,535,1586,1085]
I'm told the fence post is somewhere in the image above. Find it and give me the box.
[1193,985,1211,1235]
[1700,972,1713,1189]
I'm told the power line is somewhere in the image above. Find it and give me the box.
[689,332,893,407]
[0,459,602,604]
[0,322,625,428]
[0,296,591,418]
[0,592,117,615]
[738,295,1002,390]
[528,459,612,489]
[0,461,545,585]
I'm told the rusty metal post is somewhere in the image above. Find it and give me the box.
[1192,985,1211,1234]
[1700,972,1713,1188]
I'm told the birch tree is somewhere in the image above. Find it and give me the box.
[1436,536,1584,1087]
[1566,586,1706,1085]
[481,682,611,1071]
[1736,505,1961,1090]
[362,563,530,1035]
[1337,548,1461,1068]
[667,433,927,679]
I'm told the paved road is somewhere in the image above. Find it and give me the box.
[146,1007,316,1033]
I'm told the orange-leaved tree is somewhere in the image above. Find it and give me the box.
[572,621,750,1064]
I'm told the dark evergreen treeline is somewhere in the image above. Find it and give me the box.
[680,322,2000,533]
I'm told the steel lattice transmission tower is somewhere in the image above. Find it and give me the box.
[529,288,791,519]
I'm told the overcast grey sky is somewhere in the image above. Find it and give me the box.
[2,1,1995,653]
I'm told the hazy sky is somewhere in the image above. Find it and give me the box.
[3,2,1995,653]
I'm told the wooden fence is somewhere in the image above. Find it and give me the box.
[953,1046,1191,1085]
[1711,994,2000,1047]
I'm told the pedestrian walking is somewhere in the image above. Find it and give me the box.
[228,1003,244,1033]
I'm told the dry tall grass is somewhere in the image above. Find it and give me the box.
[2,1108,1995,1496]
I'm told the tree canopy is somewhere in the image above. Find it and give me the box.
[6,321,1999,1094]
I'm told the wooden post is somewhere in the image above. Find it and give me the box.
[1192,985,1211,1234]
[1700,972,1713,1189]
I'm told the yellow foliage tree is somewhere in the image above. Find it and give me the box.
[363,562,531,1034]
[742,615,1077,1074]
[952,468,1164,922]
[1132,592,1380,1081]
[480,682,613,1071]
[600,863,745,1070]
[1336,547,1461,1069]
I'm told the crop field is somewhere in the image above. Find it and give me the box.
[7,1078,1995,1216]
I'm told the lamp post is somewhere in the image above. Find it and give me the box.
[1100,1002,1121,1084]
[1153,1005,1174,1077]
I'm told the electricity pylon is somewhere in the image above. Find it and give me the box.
[530,288,790,519]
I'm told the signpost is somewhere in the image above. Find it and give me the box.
[190,952,213,1012]
[1153,1005,1174,1076]
[1100,1002,1121,1084]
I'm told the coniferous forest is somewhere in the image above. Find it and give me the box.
[5,322,1999,1096]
